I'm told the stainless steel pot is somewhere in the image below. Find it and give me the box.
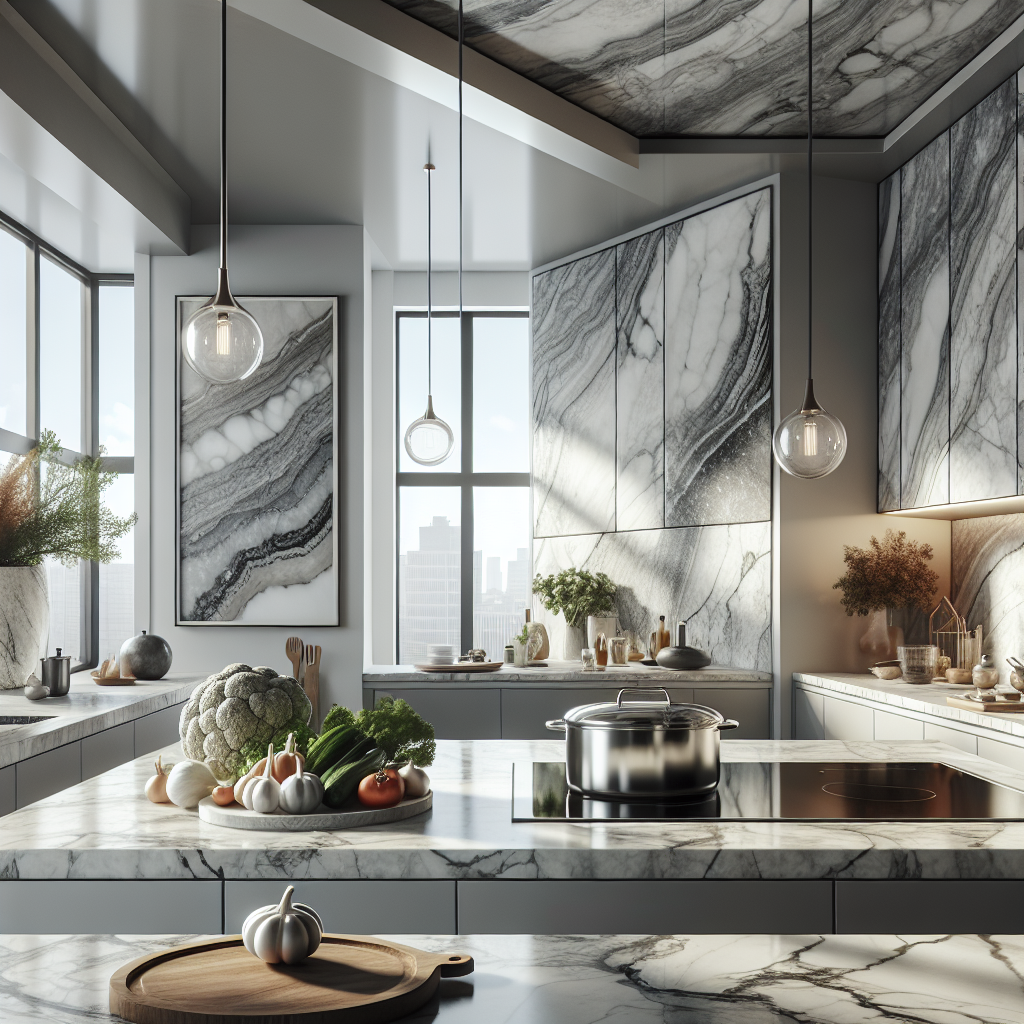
[546,687,738,799]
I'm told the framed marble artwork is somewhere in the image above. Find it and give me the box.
[176,296,338,625]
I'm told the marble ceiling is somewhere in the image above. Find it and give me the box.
[382,0,1020,137]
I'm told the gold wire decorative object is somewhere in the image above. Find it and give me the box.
[929,597,981,670]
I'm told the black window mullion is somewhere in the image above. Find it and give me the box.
[78,278,100,671]
[460,312,473,652]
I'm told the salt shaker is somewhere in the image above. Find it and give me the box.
[972,654,999,689]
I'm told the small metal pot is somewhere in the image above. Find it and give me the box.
[546,687,738,799]
[40,648,71,697]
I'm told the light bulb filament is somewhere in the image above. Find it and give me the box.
[802,418,818,458]
[216,313,230,356]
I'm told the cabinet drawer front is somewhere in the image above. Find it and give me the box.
[16,742,81,808]
[82,722,135,780]
[977,737,1024,772]
[501,688,694,740]
[135,703,185,756]
[375,689,501,740]
[693,689,770,739]
[0,880,222,933]
[873,709,924,741]
[822,696,873,741]
[923,722,977,754]
[457,880,832,934]
[835,881,1024,933]
[794,689,825,740]
[225,881,456,934]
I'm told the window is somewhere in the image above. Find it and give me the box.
[396,311,530,664]
[0,213,133,672]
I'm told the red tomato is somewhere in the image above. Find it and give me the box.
[357,768,405,809]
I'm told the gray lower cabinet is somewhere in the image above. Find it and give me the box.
[693,689,770,739]
[82,721,136,780]
[135,703,185,756]
[374,689,501,739]
[15,742,81,808]
[456,880,833,934]
[0,765,14,816]
[835,881,1024,933]
[0,880,222,933]
[225,881,457,934]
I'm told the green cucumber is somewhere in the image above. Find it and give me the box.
[322,747,383,808]
[305,725,368,776]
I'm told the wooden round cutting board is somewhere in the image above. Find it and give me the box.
[196,792,432,832]
[413,661,504,673]
[110,934,474,1024]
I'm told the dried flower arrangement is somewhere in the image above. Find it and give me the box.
[0,431,137,567]
[833,529,938,616]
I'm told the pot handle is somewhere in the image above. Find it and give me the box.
[718,719,739,731]
[616,686,671,707]
[545,719,567,732]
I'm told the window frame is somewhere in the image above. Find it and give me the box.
[0,209,133,673]
[395,309,530,660]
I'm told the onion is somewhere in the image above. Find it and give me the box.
[357,768,405,809]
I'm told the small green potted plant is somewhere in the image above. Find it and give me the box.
[0,430,137,688]
[833,529,939,665]
[532,568,617,660]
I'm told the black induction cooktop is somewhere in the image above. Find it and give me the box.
[512,761,1024,822]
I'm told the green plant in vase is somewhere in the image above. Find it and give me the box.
[0,431,138,687]
[833,529,939,665]
[532,568,616,660]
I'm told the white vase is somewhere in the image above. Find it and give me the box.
[511,639,529,668]
[0,565,50,689]
[587,615,618,651]
[563,624,587,661]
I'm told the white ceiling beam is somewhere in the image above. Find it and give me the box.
[235,0,641,185]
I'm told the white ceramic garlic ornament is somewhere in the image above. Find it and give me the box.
[397,761,430,798]
[279,759,324,814]
[242,885,323,965]
[246,743,281,813]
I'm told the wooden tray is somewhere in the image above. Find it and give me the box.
[947,694,1024,713]
[91,670,135,686]
[413,661,503,673]
[110,933,473,1024]
[197,792,432,831]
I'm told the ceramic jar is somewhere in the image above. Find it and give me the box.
[972,654,999,689]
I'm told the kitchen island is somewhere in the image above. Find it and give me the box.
[1,738,1021,936]
[2,932,1020,1024]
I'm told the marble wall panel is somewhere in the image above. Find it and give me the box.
[951,513,1024,672]
[382,0,1019,138]
[1019,70,1024,495]
[664,188,771,527]
[900,132,950,508]
[949,78,1017,503]
[616,229,665,531]
[532,249,617,538]
[534,521,772,672]
[878,169,901,512]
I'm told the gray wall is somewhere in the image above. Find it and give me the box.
[143,225,367,712]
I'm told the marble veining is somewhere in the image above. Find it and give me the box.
[877,170,900,512]
[795,672,1024,742]
[0,675,203,770]
[3,932,1022,1024]
[179,299,336,624]
[900,132,950,509]
[533,251,617,538]
[1019,69,1024,495]
[952,513,1024,675]
[381,0,1021,139]
[664,188,771,527]
[616,229,665,532]
[534,522,772,672]
[949,77,1017,503]
[1,739,1023,882]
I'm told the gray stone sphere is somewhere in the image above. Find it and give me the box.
[119,631,173,680]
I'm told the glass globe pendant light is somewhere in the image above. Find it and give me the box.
[181,0,264,384]
[403,163,454,465]
[772,0,847,479]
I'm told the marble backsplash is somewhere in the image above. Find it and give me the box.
[952,513,1024,671]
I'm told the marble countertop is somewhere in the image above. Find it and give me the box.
[2,739,1023,881]
[0,674,206,769]
[2,932,1020,1024]
[795,672,1024,741]
[365,660,772,686]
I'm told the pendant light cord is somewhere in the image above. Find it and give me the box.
[426,164,432,396]
[458,1,464,324]
[806,0,812,383]
[220,0,228,273]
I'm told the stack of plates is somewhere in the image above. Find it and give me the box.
[424,644,456,666]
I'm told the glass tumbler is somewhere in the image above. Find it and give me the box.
[580,648,597,671]
[898,645,938,684]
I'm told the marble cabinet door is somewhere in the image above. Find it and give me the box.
[877,170,901,512]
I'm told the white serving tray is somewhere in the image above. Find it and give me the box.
[197,791,432,831]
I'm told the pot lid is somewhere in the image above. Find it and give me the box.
[563,690,726,731]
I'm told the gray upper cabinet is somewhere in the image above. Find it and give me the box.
[879,69,1023,512]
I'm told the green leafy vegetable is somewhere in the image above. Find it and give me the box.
[320,697,436,767]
